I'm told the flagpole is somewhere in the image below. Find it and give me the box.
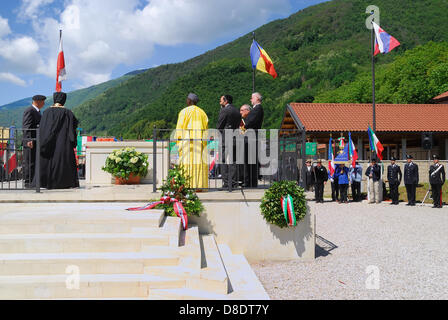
[371,14,376,132]
[252,32,256,93]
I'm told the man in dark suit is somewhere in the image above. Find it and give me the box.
[217,95,241,189]
[301,160,314,191]
[404,154,419,206]
[429,154,445,208]
[312,160,328,203]
[243,92,264,187]
[22,95,46,186]
[387,156,402,205]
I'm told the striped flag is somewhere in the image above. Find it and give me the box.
[56,31,66,92]
[3,127,17,174]
[367,126,384,161]
[328,137,335,177]
[372,22,400,56]
[348,132,358,168]
[250,40,277,79]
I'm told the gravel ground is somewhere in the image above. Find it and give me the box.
[251,200,448,300]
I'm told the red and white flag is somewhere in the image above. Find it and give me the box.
[56,31,66,92]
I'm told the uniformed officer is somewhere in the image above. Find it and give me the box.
[404,155,419,206]
[387,156,402,205]
[429,155,445,208]
[312,160,328,203]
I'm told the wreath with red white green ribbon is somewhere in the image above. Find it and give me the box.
[260,181,307,228]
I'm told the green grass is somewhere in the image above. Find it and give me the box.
[399,183,448,204]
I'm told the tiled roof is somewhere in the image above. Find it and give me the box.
[288,103,448,132]
[433,91,448,101]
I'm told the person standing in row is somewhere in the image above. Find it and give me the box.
[429,154,445,208]
[216,95,241,189]
[22,95,46,186]
[365,157,381,204]
[329,163,340,201]
[302,160,314,192]
[335,163,349,203]
[387,156,402,205]
[243,92,264,188]
[404,155,419,206]
[349,161,362,202]
[176,93,209,190]
[312,160,328,203]
[37,92,79,189]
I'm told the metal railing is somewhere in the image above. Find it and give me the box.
[151,128,303,192]
[0,127,40,192]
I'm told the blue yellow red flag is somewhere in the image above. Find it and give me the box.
[250,40,277,79]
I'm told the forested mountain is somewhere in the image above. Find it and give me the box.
[74,0,448,138]
[0,74,135,126]
[6,0,448,136]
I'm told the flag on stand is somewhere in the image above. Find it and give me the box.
[56,31,66,92]
[348,132,358,168]
[328,137,335,177]
[372,21,400,56]
[367,126,384,161]
[250,40,277,79]
[3,127,17,174]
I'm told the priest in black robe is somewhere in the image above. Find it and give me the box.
[35,92,79,189]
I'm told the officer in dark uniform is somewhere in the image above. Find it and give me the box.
[429,155,445,208]
[387,156,402,205]
[312,160,328,203]
[404,155,419,206]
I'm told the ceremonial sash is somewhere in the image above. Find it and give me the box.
[127,196,188,230]
[281,195,297,227]
[431,164,443,177]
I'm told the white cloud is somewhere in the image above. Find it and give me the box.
[0,72,27,86]
[1,0,291,88]
[19,0,55,19]
[0,16,11,38]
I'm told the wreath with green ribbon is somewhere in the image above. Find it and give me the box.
[260,181,307,228]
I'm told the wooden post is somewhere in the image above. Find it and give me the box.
[357,137,363,160]
[445,138,448,160]
[401,138,407,160]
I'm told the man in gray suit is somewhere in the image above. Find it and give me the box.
[217,95,241,189]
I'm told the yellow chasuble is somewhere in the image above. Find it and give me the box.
[175,105,209,189]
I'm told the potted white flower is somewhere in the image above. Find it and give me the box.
[102,147,149,184]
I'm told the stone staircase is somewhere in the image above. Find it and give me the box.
[0,203,268,300]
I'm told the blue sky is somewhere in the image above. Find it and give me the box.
[0,0,328,105]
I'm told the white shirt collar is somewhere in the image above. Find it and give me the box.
[31,104,40,113]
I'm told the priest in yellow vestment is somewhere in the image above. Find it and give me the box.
[175,93,209,189]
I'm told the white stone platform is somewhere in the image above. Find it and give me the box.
[0,203,269,300]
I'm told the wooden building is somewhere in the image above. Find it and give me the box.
[433,90,448,104]
[281,103,448,161]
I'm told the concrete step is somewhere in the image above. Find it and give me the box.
[145,228,228,295]
[0,209,165,234]
[149,288,229,300]
[217,244,270,300]
[0,233,170,253]
[0,222,165,235]
[0,274,186,299]
[0,252,180,275]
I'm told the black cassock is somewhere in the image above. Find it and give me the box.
[36,107,79,189]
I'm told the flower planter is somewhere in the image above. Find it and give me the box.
[114,173,141,185]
